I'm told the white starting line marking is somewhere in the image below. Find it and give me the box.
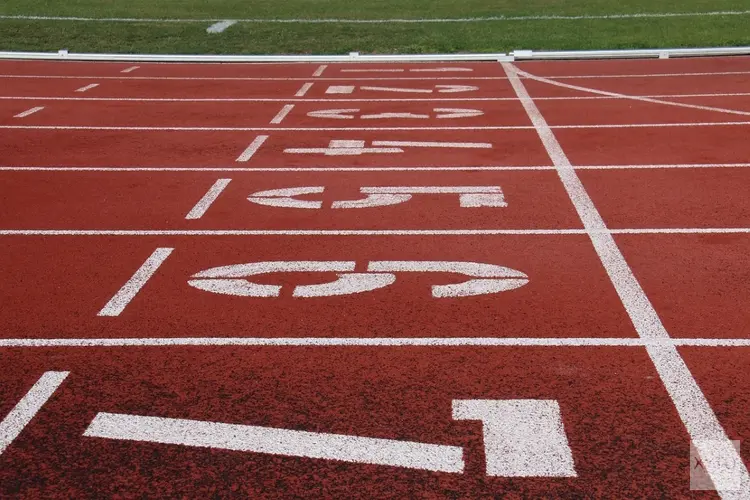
[312,65,327,77]
[504,61,750,495]
[13,106,44,118]
[5,337,750,347]
[84,399,574,477]
[120,66,139,74]
[326,84,478,94]
[0,371,69,455]
[294,82,313,97]
[97,248,173,317]
[185,178,231,219]
[269,104,295,124]
[206,20,237,33]
[236,134,268,162]
[75,83,99,93]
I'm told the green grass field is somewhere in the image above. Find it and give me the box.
[0,0,749,55]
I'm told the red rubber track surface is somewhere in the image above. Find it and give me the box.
[1,56,750,497]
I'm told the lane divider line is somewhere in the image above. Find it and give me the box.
[504,61,750,496]
[185,178,231,219]
[97,247,173,317]
[120,66,139,73]
[312,65,327,77]
[3,338,750,348]
[75,83,99,93]
[0,371,70,455]
[295,82,313,97]
[269,104,294,124]
[13,106,44,118]
[236,135,269,162]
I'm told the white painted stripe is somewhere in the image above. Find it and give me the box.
[517,69,750,118]
[1,92,749,102]
[120,66,139,73]
[97,248,173,316]
[236,135,268,162]
[1,163,749,172]
[269,104,294,124]
[342,69,404,73]
[552,71,750,79]
[3,121,750,132]
[0,371,69,454]
[294,82,313,96]
[312,65,327,77]
[453,400,576,477]
[0,74,506,81]
[185,178,231,219]
[3,337,750,348]
[206,20,237,33]
[504,61,750,497]
[2,228,750,236]
[13,106,44,118]
[75,83,99,92]
[371,140,492,148]
[3,10,750,23]
[84,412,464,472]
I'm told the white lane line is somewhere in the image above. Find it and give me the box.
[0,371,69,454]
[517,68,750,118]
[504,61,750,496]
[0,74,504,81]
[4,121,750,131]
[97,248,173,317]
[3,10,750,23]
[75,83,99,92]
[312,65,327,77]
[269,104,295,124]
[206,20,237,33]
[2,163,750,172]
[185,178,231,219]
[120,66,139,73]
[1,92,749,103]
[2,228,750,236]
[4,337,750,348]
[372,140,492,148]
[84,412,464,473]
[552,71,750,79]
[13,106,44,118]
[236,135,268,162]
[294,82,313,97]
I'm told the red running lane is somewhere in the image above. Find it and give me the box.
[0,129,549,168]
[517,55,750,77]
[0,171,580,230]
[0,235,634,339]
[616,234,750,339]
[0,347,694,497]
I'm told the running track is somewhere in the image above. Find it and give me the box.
[1,56,749,497]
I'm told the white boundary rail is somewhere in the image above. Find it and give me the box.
[0,46,750,63]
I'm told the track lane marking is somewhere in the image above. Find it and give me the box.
[312,65,327,77]
[97,248,173,317]
[13,106,44,118]
[294,82,313,97]
[120,66,139,73]
[504,61,750,496]
[75,83,99,92]
[185,178,231,219]
[236,135,268,162]
[269,104,295,124]
[3,338,750,347]
[0,371,69,454]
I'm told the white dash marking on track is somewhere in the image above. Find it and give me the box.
[295,82,314,97]
[236,135,269,162]
[185,178,231,220]
[270,104,295,124]
[206,20,237,33]
[13,106,43,118]
[0,371,69,455]
[97,248,173,317]
[503,61,750,496]
[120,66,140,73]
[75,83,99,93]
[84,412,465,473]
[312,65,327,77]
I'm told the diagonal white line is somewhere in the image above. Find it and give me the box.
[269,104,295,124]
[236,135,268,162]
[97,248,173,316]
[0,371,69,454]
[503,61,750,497]
[185,178,231,219]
